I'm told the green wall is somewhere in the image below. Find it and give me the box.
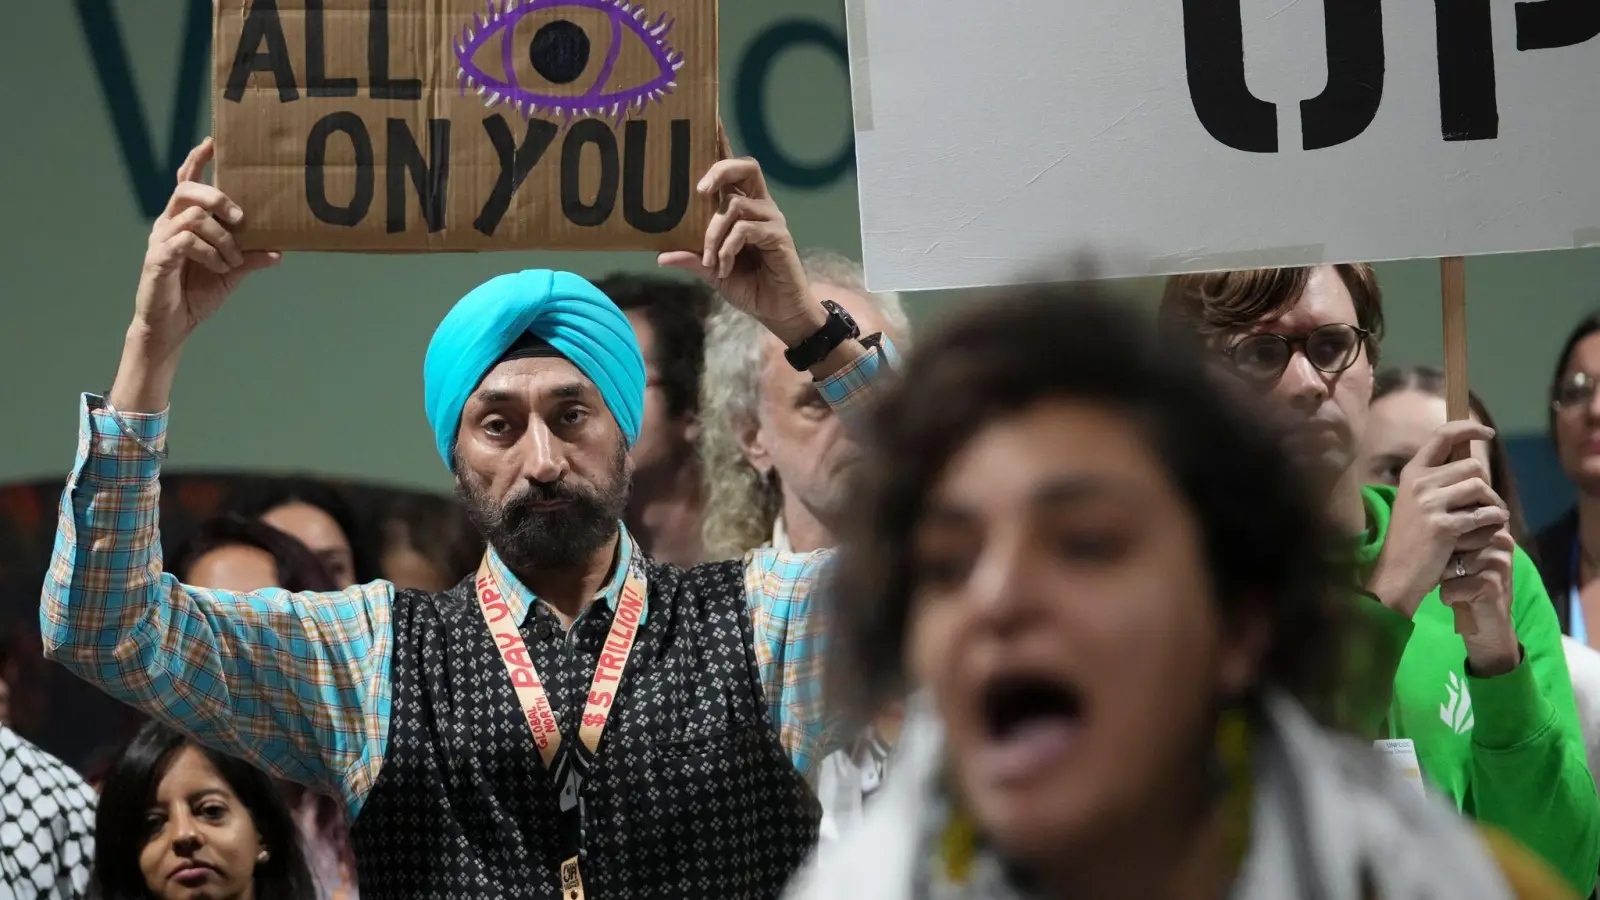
[4,1,1598,504]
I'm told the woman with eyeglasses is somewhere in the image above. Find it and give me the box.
[1535,313,1600,651]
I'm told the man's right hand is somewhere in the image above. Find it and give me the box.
[1366,420,1510,618]
[112,138,281,412]
[132,137,280,351]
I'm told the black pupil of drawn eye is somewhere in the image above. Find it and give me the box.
[530,20,591,84]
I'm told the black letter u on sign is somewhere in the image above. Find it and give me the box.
[1182,0,1385,152]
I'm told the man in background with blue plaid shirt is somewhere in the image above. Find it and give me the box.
[40,137,898,900]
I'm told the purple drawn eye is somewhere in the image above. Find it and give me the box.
[454,0,684,125]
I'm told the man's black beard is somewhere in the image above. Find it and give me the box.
[457,444,631,572]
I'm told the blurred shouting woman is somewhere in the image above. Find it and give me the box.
[786,285,1576,900]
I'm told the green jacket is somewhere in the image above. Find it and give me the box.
[1349,485,1600,896]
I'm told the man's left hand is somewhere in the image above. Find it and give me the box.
[658,154,823,347]
[1442,527,1522,677]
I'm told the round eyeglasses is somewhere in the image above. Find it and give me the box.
[1221,323,1371,383]
[1553,372,1599,412]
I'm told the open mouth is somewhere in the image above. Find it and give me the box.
[977,674,1084,784]
[984,675,1083,737]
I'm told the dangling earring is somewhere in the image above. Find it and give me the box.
[1211,701,1254,871]
[938,803,979,884]
[257,848,270,863]
[923,760,987,888]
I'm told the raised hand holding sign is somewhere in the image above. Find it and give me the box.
[134,140,280,346]
[1366,420,1509,620]
[658,129,819,347]
[111,138,282,414]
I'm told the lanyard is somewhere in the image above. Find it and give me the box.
[474,555,647,900]
[1572,539,1590,645]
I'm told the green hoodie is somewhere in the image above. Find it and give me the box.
[1351,484,1600,896]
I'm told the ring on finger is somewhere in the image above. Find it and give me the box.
[1453,554,1468,579]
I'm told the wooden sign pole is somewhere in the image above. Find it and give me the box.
[1440,256,1480,636]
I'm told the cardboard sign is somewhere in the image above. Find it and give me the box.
[844,0,1600,291]
[212,0,717,252]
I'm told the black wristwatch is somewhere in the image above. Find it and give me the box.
[783,300,860,371]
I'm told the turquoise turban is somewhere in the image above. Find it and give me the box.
[423,269,645,471]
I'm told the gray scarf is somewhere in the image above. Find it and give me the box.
[784,692,1516,900]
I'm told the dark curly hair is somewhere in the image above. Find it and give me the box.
[89,720,316,900]
[826,281,1352,730]
[594,272,713,420]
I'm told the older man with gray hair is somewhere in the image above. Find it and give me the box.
[700,249,911,558]
[698,249,911,842]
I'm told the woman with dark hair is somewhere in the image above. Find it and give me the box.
[170,515,337,594]
[1360,365,1531,546]
[169,517,357,900]
[90,720,316,900]
[1360,364,1600,804]
[227,480,377,588]
[786,288,1572,900]
[1535,312,1600,645]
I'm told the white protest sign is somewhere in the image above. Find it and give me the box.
[844,0,1600,292]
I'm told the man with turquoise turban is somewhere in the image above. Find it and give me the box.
[41,138,900,900]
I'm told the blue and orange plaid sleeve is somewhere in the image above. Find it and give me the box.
[816,334,901,426]
[39,395,395,816]
[747,336,898,781]
[745,548,835,782]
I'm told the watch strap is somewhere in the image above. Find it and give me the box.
[784,301,860,371]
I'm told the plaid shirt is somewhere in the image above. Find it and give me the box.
[40,337,897,816]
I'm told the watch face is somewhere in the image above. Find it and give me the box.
[824,300,860,336]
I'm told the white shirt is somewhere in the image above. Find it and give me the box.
[816,730,894,842]
[1562,635,1600,790]
[771,515,793,554]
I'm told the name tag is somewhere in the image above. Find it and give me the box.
[1374,738,1427,797]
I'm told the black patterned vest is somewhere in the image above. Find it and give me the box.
[350,559,821,899]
